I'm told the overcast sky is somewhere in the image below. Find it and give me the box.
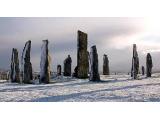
[0,17,160,73]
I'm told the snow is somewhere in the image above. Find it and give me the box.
[1,74,160,102]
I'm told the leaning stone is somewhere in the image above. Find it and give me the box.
[21,40,33,83]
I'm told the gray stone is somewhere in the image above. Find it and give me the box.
[63,55,72,76]
[10,48,20,83]
[40,40,51,83]
[57,65,61,76]
[146,53,153,77]
[21,40,33,83]
[73,66,78,77]
[141,66,145,75]
[89,45,100,81]
[77,30,89,78]
[131,44,139,79]
[103,54,109,75]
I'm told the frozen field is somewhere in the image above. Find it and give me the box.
[0,74,160,102]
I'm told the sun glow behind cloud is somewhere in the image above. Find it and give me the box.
[106,17,160,54]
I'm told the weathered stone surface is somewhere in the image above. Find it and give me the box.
[103,54,109,75]
[77,30,89,78]
[40,40,51,83]
[63,55,72,76]
[146,53,153,77]
[10,48,20,83]
[141,66,145,75]
[57,65,61,76]
[21,40,33,83]
[131,44,139,79]
[89,45,100,81]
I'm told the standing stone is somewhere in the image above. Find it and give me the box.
[103,54,109,75]
[63,55,72,76]
[10,48,20,83]
[146,53,153,77]
[57,65,61,76]
[73,66,78,77]
[21,40,33,83]
[141,66,145,75]
[40,40,51,83]
[89,45,100,81]
[77,30,89,78]
[131,44,139,79]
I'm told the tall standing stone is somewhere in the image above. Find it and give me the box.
[146,53,153,77]
[57,65,61,76]
[63,55,72,76]
[21,40,33,83]
[131,44,139,79]
[103,54,109,75]
[10,48,20,83]
[89,45,100,81]
[141,66,145,75]
[77,30,89,78]
[40,40,51,83]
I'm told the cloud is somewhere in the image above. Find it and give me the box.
[0,17,160,73]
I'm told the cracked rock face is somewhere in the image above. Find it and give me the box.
[11,48,20,83]
[146,53,153,77]
[21,40,33,83]
[103,54,109,75]
[89,45,100,81]
[77,30,89,78]
[63,55,72,76]
[131,44,139,79]
[40,40,51,83]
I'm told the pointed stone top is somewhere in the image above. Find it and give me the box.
[12,48,18,51]
[133,44,137,48]
[104,54,107,57]
[147,53,152,58]
[27,40,31,43]
[42,39,49,43]
[147,53,151,55]
[91,45,96,49]
[78,30,87,35]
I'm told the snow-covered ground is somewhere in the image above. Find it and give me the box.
[1,74,160,102]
